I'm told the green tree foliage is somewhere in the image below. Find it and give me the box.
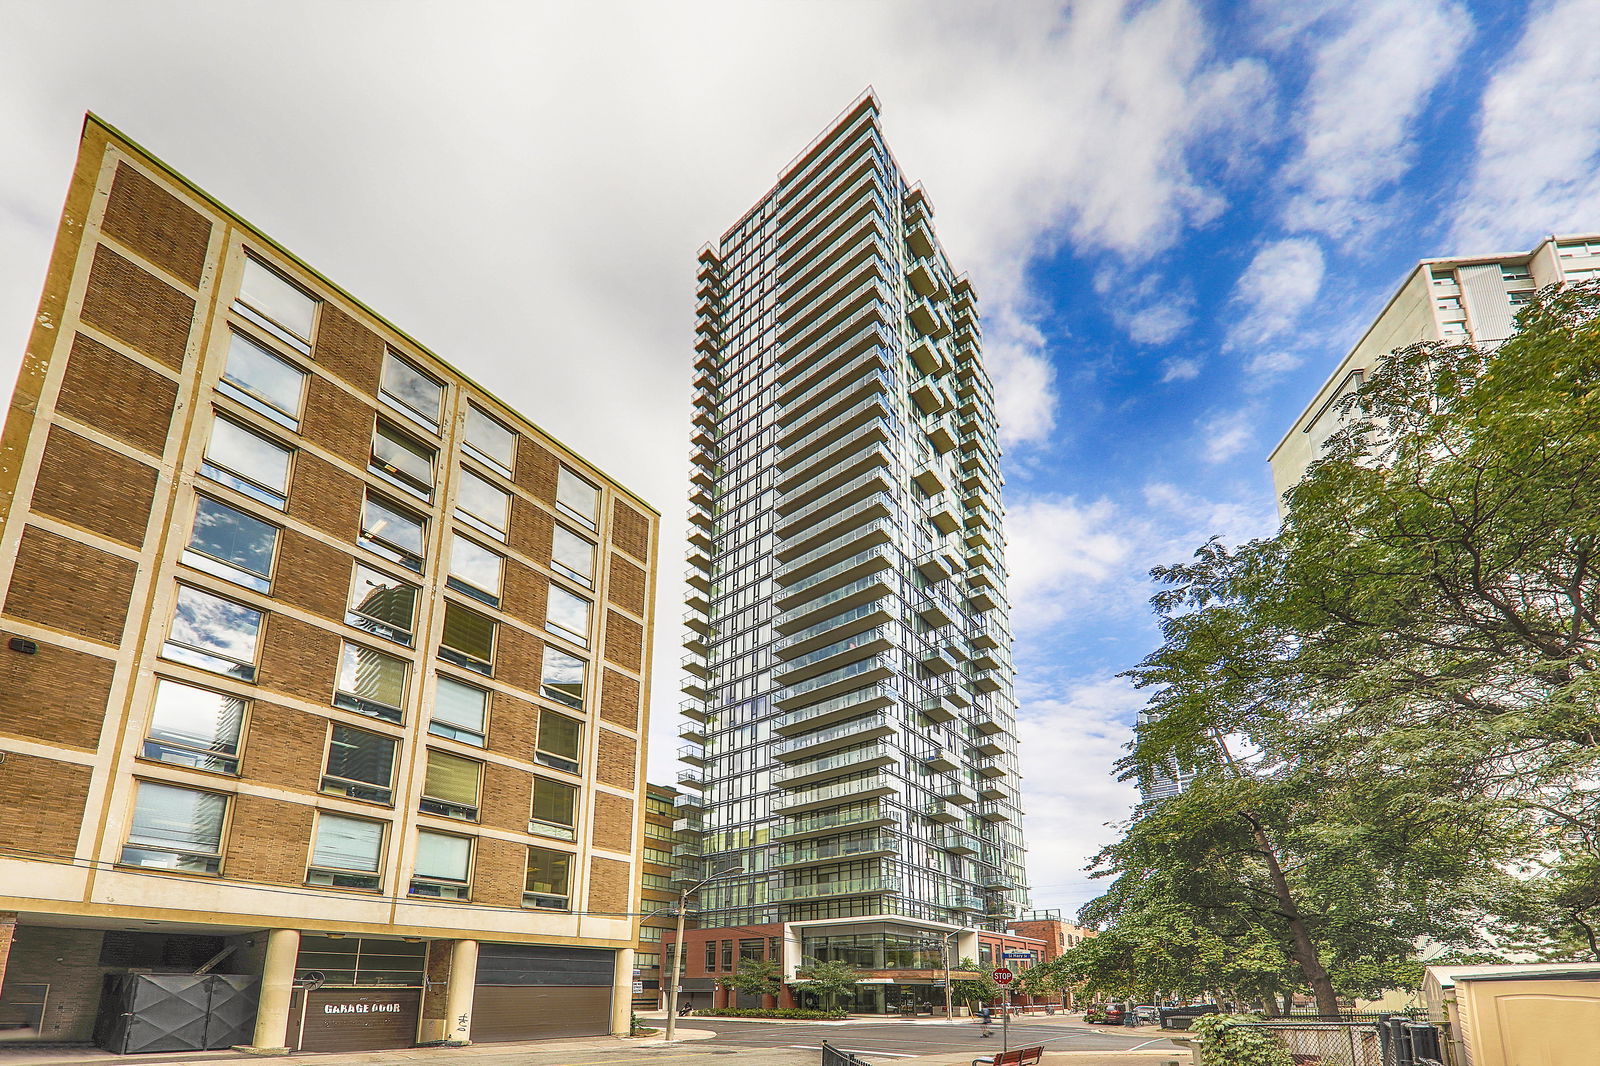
[1191,1014,1293,1066]
[720,957,783,999]
[949,957,1000,1006]
[794,958,861,1010]
[1012,963,1064,1002]
[1089,282,1600,1011]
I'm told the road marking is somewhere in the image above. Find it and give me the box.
[1126,1039,1173,1050]
[782,1045,914,1058]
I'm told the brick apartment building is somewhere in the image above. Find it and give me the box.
[0,116,658,1053]
[631,783,688,1011]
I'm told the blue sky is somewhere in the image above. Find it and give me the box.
[2,0,1599,918]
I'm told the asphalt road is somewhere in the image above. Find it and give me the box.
[679,1017,1183,1056]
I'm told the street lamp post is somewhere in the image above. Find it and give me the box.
[664,864,742,1043]
[920,931,960,1021]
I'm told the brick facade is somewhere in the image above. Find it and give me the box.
[5,525,136,645]
[0,752,90,858]
[54,332,179,456]
[79,244,195,370]
[101,162,212,287]
[0,639,114,749]
[30,426,158,547]
[596,729,637,790]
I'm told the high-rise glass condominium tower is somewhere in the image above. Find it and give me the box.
[674,93,1028,1011]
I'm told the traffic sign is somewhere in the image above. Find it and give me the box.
[992,967,1013,984]
[1001,952,1032,960]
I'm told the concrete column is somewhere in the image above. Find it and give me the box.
[610,947,634,1036]
[247,928,299,1053]
[443,939,479,1044]
[0,912,16,1001]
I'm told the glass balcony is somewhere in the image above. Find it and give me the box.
[772,654,894,711]
[678,743,707,767]
[976,802,1011,822]
[774,392,892,468]
[772,627,893,686]
[774,569,895,633]
[776,335,891,410]
[773,442,894,517]
[939,829,981,855]
[777,218,890,303]
[923,799,960,824]
[772,741,896,787]
[770,875,901,903]
[777,301,892,379]
[677,769,708,790]
[679,720,707,744]
[772,773,900,814]
[946,895,984,912]
[774,831,897,869]
[774,367,895,449]
[773,601,894,659]
[773,518,896,586]
[923,747,958,772]
[919,693,958,723]
[679,699,713,723]
[772,546,894,609]
[674,792,704,811]
[771,683,895,737]
[774,493,896,563]
[771,800,895,840]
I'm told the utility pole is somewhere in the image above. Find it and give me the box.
[663,863,742,1044]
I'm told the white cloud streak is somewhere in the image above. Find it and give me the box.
[1227,237,1325,347]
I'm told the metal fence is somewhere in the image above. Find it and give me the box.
[1227,1017,1445,1066]
[822,1039,872,1066]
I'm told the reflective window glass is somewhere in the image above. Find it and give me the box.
[335,641,409,722]
[203,415,292,509]
[447,536,502,606]
[523,846,572,909]
[347,564,418,645]
[360,493,425,572]
[322,724,397,804]
[184,496,278,592]
[238,257,317,348]
[464,406,517,473]
[545,586,590,648]
[163,585,263,681]
[556,468,598,528]
[412,830,471,899]
[529,777,577,841]
[121,781,227,874]
[430,676,487,747]
[308,814,385,889]
[535,710,582,773]
[439,603,494,675]
[380,352,443,429]
[143,679,245,775]
[455,468,510,540]
[551,526,595,588]
[219,332,306,427]
[540,646,585,709]
[371,421,435,499]
[421,749,480,820]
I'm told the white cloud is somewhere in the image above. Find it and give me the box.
[1243,348,1305,380]
[1015,674,1146,918]
[1227,237,1325,347]
[1270,0,1474,240]
[1004,495,1136,632]
[1451,0,1600,249]
[1141,481,1278,550]
[1200,407,1258,464]
[1159,356,1202,382]
[1125,302,1194,346]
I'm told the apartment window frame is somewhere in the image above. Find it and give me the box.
[346,563,420,647]
[544,584,591,649]
[438,601,496,676]
[528,776,578,842]
[555,467,600,530]
[182,494,279,594]
[447,535,503,608]
[463,404,517,476]
[320,723,398,805]
[141,677,246,776]
[120,780,228,875]
[523,845,573,910]
[420,748,482,821]
[410,829,473,900]
[704,942,717,972]
[551,525,596,589]
[307,812,387,891]
[429,674,488,747]
[379,350,445,432]
[334,640,410,723]
[534,710,583,774]
[218,330,307,430]
[162,584,264,682]
[539,645,586,710]
[235,255,318,353]
[359,492,427,573]
[370,419,437,501]
[454,466,512,542]
[202,413,293,510]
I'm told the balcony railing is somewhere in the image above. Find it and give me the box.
[774,472,895,539]
[775,546,894,603]
[771,800,894,839]
[771,683,895,736]
[772,741,896,785]
[773,600,890,657]
[775,831,897,868]
[774,569,895,633]
[772,655,893,709]
[771,710,895,760]
[770,875,901,902]
[775,393,893,467]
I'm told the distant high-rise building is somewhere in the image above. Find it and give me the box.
[673,93,1027,1014]
[1269,233,1600,499]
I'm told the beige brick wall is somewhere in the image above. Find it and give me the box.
[4,525,136,645]
[514,437,559,505]
[607,555,646,616]
[239,702,328,793]
[3,926,105,1041]
[256,614,340,704]
[602,610,643,672]
[598,668,640,731]
[0,752,91,858]
[473,836,526,908]
[587,856,631,915]
[286,452,362,540]
[610,499,651,561]
[310,303,384,394]
[78,244,194,370]
[101,162,212,287]
[54,333,178,456]
[0,639,114,749]
[300,373,376,467]
[591,791,633,853]
[502,560,550,630]
[224,793,315,886]
[486,690,538,761]
[509,496,554,565]
[479,761,533,833]
[272,530,354,622]
[30,426,158,548]
[596,729,637,791]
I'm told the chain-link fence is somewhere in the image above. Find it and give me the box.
[1226,1017,1446,1066]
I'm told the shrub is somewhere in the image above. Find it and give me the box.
[688,1007,849,1020]
[1191,1014,1293,1066]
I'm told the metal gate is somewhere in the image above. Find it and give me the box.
[94,973,259,1054]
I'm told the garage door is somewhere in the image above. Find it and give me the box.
[288,989,421,1052]
[471,986,611,1041]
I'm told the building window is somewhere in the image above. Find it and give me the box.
[523,846,572,909]
[163,585,263,681]
[346,564,418,646]
[529,777,577,841]
[307,813,386,890]
[1558,240,1600,257]
[202,415,292,510]
[430,675,488,747]
[464,405,517,475]
[219,332,306,429]
[370,420,436,500]
[545,586,591,648]
[321,724,397,804]
[1502,265,1534,282]
[421,749,481,820]
[236,256,317,351]
[637,952,661,968]
[721,940,733,971]
[642,873,672,891]
[335,641,409,723]
[142,678,245,775]
[551,526,595,588]
[120,781,226,874]
[360,493,426,573]
[540,646,585,708]
[454,468,511,541]
[740,938,763,961]
[380,352,444,431]
[534,711,582,774]
[704,943,717,972]
[447,536,502,607]
[556,468,599,529]
[1509,289,1536,305]
[183,496,278,593]
[438,602,495,675]
[639,927,664,942]
[410,830,471,899]
[643,847,671,865]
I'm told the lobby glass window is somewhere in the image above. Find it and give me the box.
[142,679,245,775]
[321,724,397,804]
[120,781,227,874]
[370,420,435,500]
[360,493,426,572]
[544,585,590,648]
[540,646,585,709]
[551,526,595,588]
[438,602,495,675]
[420,749,481,820]
[203,415,292,510]
[307,813,385,890]
[447,535,502,607]
[430,675,487,747]
[556,467,599,529]
[237,257,317,351]
[410,830,471,899]
[162,585,262,681]
[529,777,577,841]
[464,405,517,475]
[346,564,418,646]
[535,711,582,774]
[183,496,278,593]
[380,351,444,431]
[522,846,572,909]
[219,332,306,429]
[455,468,510,542]
[335,640,408,723]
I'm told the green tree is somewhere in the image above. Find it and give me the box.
[1012,963,1063,1003]
[950,957,1000,1007]
[794,958,861,1011]
[721,957,784,999]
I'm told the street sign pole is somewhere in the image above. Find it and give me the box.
[991,968,1014,1056]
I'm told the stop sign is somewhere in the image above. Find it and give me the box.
[993,967,1013,985]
